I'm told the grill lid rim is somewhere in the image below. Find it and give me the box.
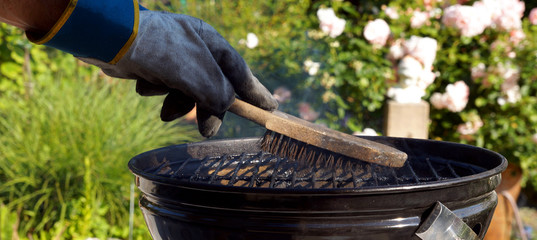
[128,137,507,194]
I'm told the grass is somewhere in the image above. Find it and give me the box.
[0,74,200,239]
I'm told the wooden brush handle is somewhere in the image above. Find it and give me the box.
[228,98,274,127]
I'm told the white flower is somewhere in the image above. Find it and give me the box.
[317,8,346,38]
[411,10,429,28]
[471,63,487,80]
[353,128,378,136]
[398,56,424,87]
[385,7,400,19]
[397,56,436,90]
[389,53,437,103]
[442,4,491,37]
[403,36,437,69]
[363,19,391,46]
[387,39,405,61]
[497,97,507,106]
[445,81,470,112]
[245,33,259,49]
[430,92,447,109]
[387,86,426,104]
[457,119,484,135]
[330,41,341,48]
[303,59,321,76]
[494,62,522,104]
[503,84,521,104]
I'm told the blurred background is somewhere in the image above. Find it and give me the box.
[1,0,537,239]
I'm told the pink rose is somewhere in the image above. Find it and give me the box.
[476,0,524,30]
[509,29,525,45]
[363,19,391,46]
[530,8,537,25]
[430,93,446,110]
[430,81,469,112]
[273,87,292,103]
[403,36,437,69]
[496,63,521,104]
[442,5,490,37]
[317,8,346,38]
[472,1,494,27]
[500,85,521,105]
[495,0,524,30]
[445,81,470,112]
[420,70,436,88]
[457,119,483,135]
[384,7,400,20]
[471,63,487,80]
[411,10,429,28]
[298,102,319,121]
[388,39,405,61]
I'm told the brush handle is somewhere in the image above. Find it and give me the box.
[228,98,274,127]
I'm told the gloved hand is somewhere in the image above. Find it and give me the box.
[82,11,278,137]
[27,1,278,137]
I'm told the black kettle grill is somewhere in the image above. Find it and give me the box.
[128,136,507,239]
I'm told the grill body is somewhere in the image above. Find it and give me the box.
[129,137,506,240]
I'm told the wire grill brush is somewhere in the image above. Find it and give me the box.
[229,98,408,168]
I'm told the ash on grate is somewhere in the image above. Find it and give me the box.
[143,151,487,189]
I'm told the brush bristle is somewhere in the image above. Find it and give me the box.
[260,130,357,169]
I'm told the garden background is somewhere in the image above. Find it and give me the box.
[1,0,537,239]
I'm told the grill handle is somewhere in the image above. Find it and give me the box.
[415,202,479,240]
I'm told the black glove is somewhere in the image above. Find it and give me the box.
[81,11,278,137]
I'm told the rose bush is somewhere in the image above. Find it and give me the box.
[138,0,537,189]
[294,0,537,189]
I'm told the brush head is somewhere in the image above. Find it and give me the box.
[261,130,383,170]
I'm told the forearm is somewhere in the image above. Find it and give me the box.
[0,0,69,34]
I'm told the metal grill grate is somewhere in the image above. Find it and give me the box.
[144,151,486,189]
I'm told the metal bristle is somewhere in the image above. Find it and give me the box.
[261,130,359,170]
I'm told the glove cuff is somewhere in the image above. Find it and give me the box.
[26,0,145,64]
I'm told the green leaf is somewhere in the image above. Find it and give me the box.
[0,62,22,79]
[475,97,487,107]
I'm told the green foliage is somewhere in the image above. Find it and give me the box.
[140,1,537,191]
[287,0,537,188]
[0,41,199,238]
[0,24,31,98]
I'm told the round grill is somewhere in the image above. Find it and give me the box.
[129,136,506,240]
[131,136,500,192]
[144,148,485,190]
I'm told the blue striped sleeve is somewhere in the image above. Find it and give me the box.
[27,0,141,64]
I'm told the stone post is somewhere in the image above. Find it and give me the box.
[383,100,430,139]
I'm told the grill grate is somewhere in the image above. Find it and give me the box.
[145,151,486,189]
